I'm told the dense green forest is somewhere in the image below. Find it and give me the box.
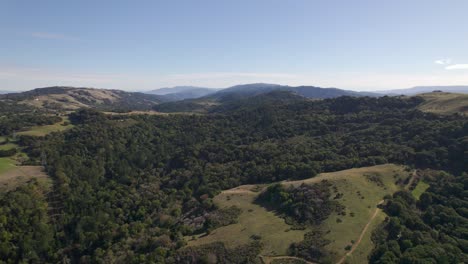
[370,170,467,263]
[0,94,467,263]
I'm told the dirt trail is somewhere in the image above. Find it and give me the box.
[335,200,383,264]
[261,255,316,264]
[334,169,415,264]
[262,198,387,264]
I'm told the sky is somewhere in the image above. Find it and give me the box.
[1,0,468,91]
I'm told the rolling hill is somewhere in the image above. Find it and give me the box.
[187,164,412,264]
[416,92,468,115]
[0,86,165,111]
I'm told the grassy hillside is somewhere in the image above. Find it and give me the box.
[17,116,73,136]
[411,180,430,199]
[0,143,17,150]
[1,86,163,111]
[0,157,15,174]
[416,92,468,115]
[187,164,412,263]
[187,184,308,256]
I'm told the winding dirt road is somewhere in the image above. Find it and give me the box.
[335,201,383,264]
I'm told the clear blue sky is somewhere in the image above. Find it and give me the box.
[1,0,468,91]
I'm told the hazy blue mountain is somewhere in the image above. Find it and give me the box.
[381,86,468,95]
[146,86,218,95]
[207,83,379,100]
[154,83,380,113]
[145,86,220,101]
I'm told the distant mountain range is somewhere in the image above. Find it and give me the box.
[206,83,379,100]
[153,83,380,113]
[146,86,219,95]
[381,86,468,95]
[145,84,468,100]
[146,83,379,102]
[145,86,220,101]
[3,84,468,113]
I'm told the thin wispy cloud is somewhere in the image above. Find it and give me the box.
[434,59,468,71]
[31,32,80,41]
[445,64,468,70]
[434,58,451,65]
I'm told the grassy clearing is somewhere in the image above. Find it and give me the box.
[412,181,430,200]
[0,143,18,151]
[417,92,468,115]
[0,140,46,192]
[17,116,73,136]
[0,158,15,175]
[187,164,411,262]
[0,165,50,192]
[187,184,307,256]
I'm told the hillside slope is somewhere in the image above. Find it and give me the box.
[187,164,411,264]
[416,92,468,115]
[0,86,164,111]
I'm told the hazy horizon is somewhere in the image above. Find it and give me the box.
[4,83,468,94]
